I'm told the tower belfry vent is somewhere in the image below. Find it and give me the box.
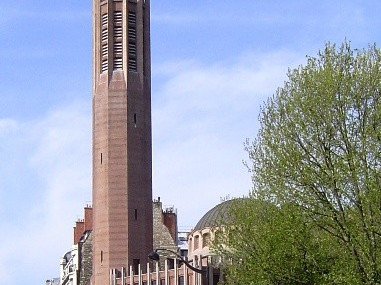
[113,10,123,70]
[128,11,137,72]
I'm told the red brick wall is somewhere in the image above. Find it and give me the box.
[92,1,153,284]
[84,206,93,232]
[163,212,177,243]
[74,221,85,245]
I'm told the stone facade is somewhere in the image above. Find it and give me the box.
[152,200,178,271]
[153,200,177,252]
[79,231,92,285]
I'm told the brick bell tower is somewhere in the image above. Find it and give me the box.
[92,0,152,284]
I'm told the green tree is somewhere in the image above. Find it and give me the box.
[245,42,381,283]
[213,199,348,285]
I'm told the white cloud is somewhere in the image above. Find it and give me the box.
[0,119,18,136]
[0,49,303,283]
[152,50,302,228]
[0,100,91,284]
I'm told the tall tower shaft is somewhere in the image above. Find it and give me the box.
[92,0,152,284]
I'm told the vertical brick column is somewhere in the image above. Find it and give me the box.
[92,1,153,284]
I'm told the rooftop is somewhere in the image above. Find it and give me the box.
[193,200,235,231]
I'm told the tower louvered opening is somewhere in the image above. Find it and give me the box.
[100,13,108,73]
[128,11,137,72]
[113,11,123,70]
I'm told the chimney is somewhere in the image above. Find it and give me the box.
[84,206,93,231]
[163,210,178,243]
[74,220,85,245]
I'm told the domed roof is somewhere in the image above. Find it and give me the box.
[194,200,234,231]
[63,251,71,263]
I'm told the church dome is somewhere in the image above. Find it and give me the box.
[194,200,234,231]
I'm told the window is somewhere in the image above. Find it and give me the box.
[194,255,199,267]
[194,235,199,250]
[202,233,211,248]
[168,259,174,269]
[180,249,188,258]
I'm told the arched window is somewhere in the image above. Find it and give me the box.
[202,233,211,248]
[194,235,200,250]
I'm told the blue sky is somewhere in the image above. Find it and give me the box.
[1,0,381,284]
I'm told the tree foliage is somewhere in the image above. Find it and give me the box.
[214,200,344,284]
[215,42,381,284]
